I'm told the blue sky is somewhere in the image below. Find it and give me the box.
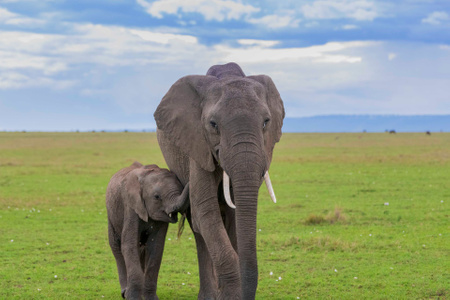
[0,0,449,131]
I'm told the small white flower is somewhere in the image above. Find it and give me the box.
[278,277,282,280]
[297,297,300,299]
[182,283,185,285]
[46,243,49,245]
[269,271,273,276]
[187,272,191,275]
[369,234,372,236]
[275,279,278,282]
[168,238,171,241]
[54,275,57,278]
[439,233,442,236]
[390,267,393,270]
[259,229,261,232]
[37,288,41,291]
[334,269,338,272]
[441,200,444,203]
[384,202,389,206]
[189,237,192,240]
[422,244,426,247]
[354,277,358,279]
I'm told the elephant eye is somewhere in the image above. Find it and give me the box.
[210,121,219,133]
[263,118,270,129]
[154,194,161,200]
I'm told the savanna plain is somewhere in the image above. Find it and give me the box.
[0,131,448,299]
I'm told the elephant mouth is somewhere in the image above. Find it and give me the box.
[222,170,277,209]
[167,212,178,223]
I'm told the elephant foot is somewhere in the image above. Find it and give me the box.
[124,287,141,300]
[218,291,240,300]
[121,288,126,298]
[143,290,159,300]
[198,290,217,300]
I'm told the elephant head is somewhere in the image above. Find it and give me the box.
[124,163,190,223]
[154,63,284,298]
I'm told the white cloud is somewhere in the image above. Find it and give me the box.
[341,24,359,30]
[238,39,279,47]
[0,72,73,89]
[0,7,45,26]
[0,24,206,89]
[216,41,373,64]
[421,11,449,25]
[301,0,379,21]
[388,53,397,60]
[137,0,260,21]
[248,13,300,28]
[129,29,198,44]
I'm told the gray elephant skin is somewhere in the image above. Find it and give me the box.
[106,161,189,299]
[154,62,285,299]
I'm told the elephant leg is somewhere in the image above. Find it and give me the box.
[189,160,241,300]
[108,221,127,297]
[121,215,145,299]
[218,183,237,252]
[221,203,237,252]
[187,213,218,300]
[142,223,169,300]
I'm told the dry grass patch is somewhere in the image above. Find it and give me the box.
[304,207,347,225]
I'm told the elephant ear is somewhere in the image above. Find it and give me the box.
[123,169,149,222]
[248,75,285,163]
[154,75,217,172]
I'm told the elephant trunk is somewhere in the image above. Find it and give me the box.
[166,183,190,214]
[223,140,265,299]
[233,177,260,299]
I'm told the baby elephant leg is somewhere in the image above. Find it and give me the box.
[142,223,169,300]
[108,222,127,298]
[121,219,145,299]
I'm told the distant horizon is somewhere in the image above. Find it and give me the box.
[2,114,448,133]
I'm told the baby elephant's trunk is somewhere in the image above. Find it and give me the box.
[174,183,189,213]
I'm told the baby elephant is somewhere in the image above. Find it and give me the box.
[106,162,189,300]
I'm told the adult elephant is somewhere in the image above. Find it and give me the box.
[154,62,284,299]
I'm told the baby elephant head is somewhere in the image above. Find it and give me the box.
[124,165,189,223]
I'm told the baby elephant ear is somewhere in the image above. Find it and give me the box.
[124,169,148,222]
[154,75,217,172]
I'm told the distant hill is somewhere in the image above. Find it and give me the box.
[282,115,450,133]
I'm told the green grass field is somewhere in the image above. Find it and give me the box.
[1,132,448,299]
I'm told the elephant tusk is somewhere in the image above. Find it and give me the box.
[264,171,277,203]
[223,171,236,209]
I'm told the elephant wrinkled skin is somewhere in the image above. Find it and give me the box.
[106,162,189,299]
[154,63,285,299]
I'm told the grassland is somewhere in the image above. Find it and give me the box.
[0,132,448,299]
